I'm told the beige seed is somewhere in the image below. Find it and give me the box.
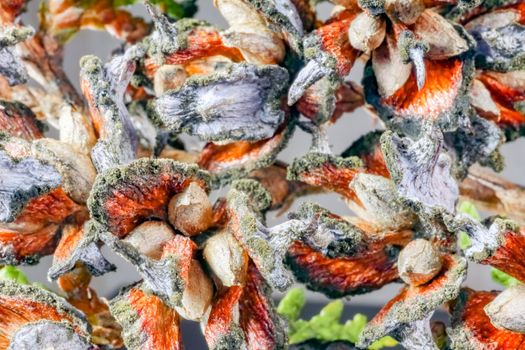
[485,284,525,333]
[348,12,386,52]
[385,0,425,25]
[203,229,248,287]
[168,182,213,236]
[397,239,442,286]
[123,221,176,260]
[175,259,214,321]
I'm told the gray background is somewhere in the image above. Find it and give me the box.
[20,0,525,308]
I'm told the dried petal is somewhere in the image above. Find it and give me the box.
[58,264,123,348]
[203,286,245,350]
[216,0,286,64]
[0,281,91,349]
[110,283,183,350]
[285,229,412,297]
[460,165,525,224]
[42,0,149,43]
[0,100,43,140]
[381,129,459,214]
[448,288,525,349]
[49,219,115,280]
[80,46,144,172]
[227,181,303,290]
[0,26,33,86]
[89,159,210,239]
[465,3,525,71]
[155,62,288,142]
[455,216,525,283]
[239,261,287,349]
[358,254,466,348]
[385,0,425,24]
[197,115,295,185]
[288,10,358,106]
[287,152,363,202]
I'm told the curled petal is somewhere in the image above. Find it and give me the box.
[110,283,183,350]
[203,286,245,349]
[444,113,503,178]
[0,100,43,140]
[285,229,412,298]
[198,118,295,186]
[365,52,474,132]
[474,71,525,141]
[42,0,149,43]
[145,20,243,73]
[227,181,301,290]
[465,2,525,71]
[381,129,459,214]
[288,10,358,107]
[80,46,144,171]
[288,202,363,258]
[287,152,363,202]
[155,63,288,143]
[358,255,466,348]
[0,26,33,86]
[89,158,210,238]
[239,262,287,349]
[49,219,115,280]
[457,216,525,283]
[0,281,91,349]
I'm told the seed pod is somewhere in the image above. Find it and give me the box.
[348,12,386,52]
[123,221,176,259]
[485,284,525,333]
[397,239,442,286]
[168,182,213,237]
[384,0,425,24]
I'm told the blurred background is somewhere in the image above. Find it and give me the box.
[16,0,525,347]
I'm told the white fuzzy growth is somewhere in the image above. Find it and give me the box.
[8,322,91,350]
[273,0,304,35]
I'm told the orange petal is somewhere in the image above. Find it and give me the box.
[0,281,90,349]
[285,230,412,297]
[110,284,183,350]
[89,159,210,238]
[239,262,286,350]
[0,101,43,140]
[381,58,465,121]
[448,289,525,349]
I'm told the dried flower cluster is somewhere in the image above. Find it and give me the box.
[0,0,524,349]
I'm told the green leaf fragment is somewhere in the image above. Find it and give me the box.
[0,265,29,285]
[491,268,522,288]
[277,289,396,348]
[277,287,306,322]
[457,201,480,250]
